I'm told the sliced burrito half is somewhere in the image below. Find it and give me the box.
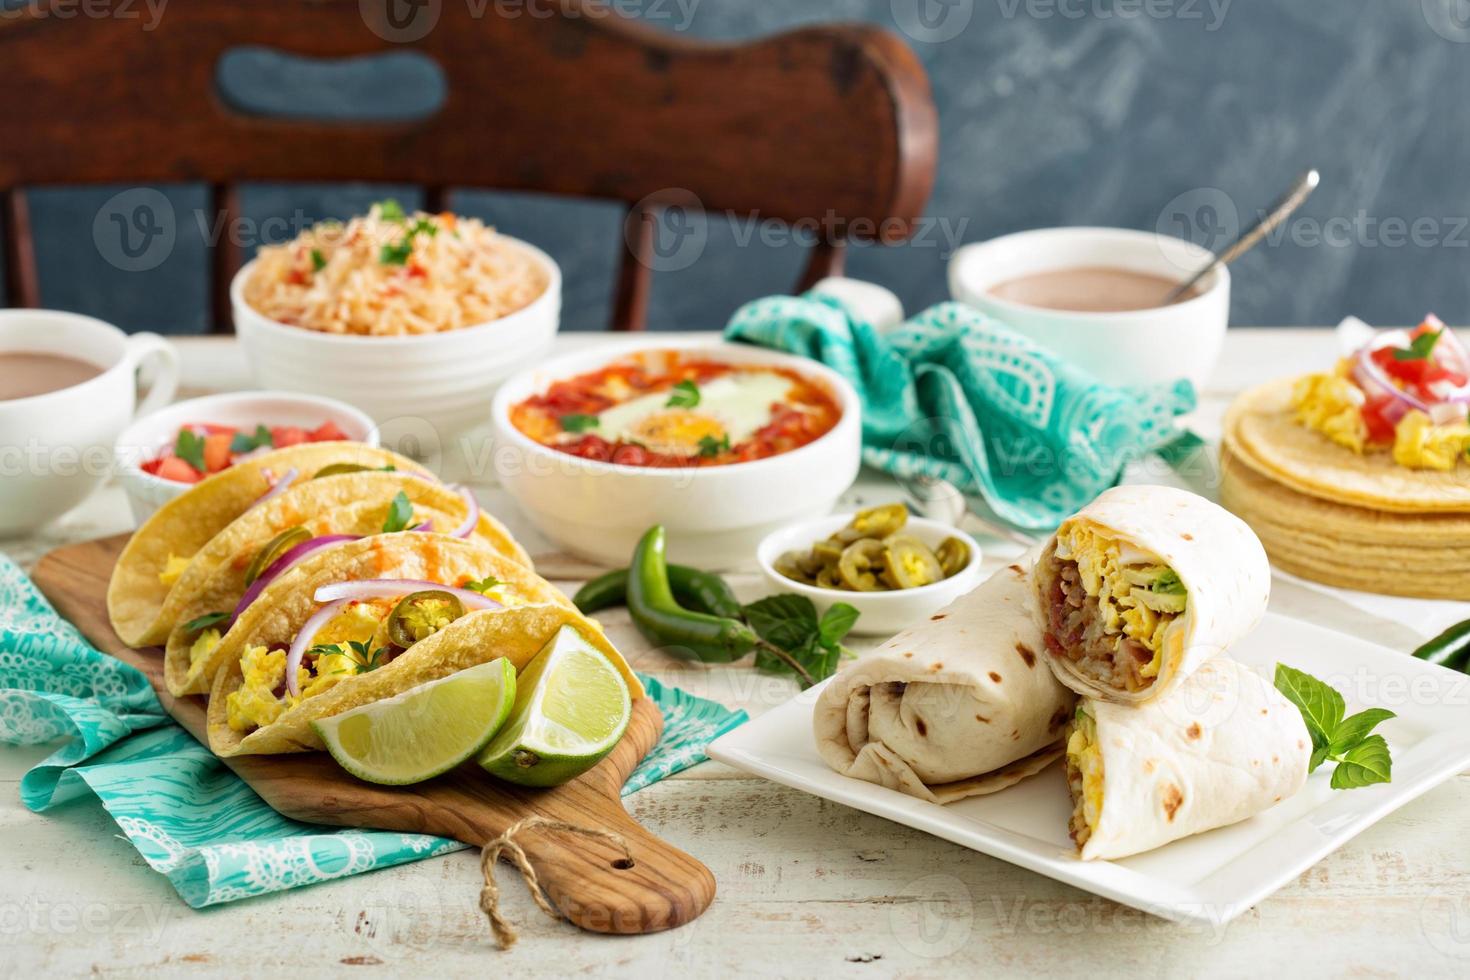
[1034,485,1270,704]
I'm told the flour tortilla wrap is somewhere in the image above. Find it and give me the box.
[1065,657,1310,861]
[1034,485,1270,705]
[162,472,529,695]
[203,535,640,757]
[813,563,1077,804]
[108,443,434,647]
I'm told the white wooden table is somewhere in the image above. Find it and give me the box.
[6,329,1470,977]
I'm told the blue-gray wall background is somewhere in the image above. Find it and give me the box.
[16,0,1470,332]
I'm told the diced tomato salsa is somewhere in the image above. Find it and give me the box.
[510,354,843,468]
[142,421,349,483]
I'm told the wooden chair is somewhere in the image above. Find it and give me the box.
[0,0,937,331]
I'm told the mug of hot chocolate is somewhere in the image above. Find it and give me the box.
[0,310,179,534]
[947,227,1230,391]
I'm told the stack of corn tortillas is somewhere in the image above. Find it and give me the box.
[1222,376,1470,599]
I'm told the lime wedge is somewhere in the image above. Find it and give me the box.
[312,658,516,785]
[478,626,632,788]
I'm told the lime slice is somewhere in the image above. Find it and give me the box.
[312,658,516,785]
[478,626,632,788]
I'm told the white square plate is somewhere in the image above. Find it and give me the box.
[708,613,1470,925]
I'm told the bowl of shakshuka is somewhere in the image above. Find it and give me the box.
[490,342,862,568]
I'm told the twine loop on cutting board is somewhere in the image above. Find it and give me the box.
[478,815,634,949]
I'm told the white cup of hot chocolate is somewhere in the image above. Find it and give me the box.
[948,227,1230,392]
[0,310,179,535]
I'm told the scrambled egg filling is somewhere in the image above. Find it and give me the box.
[1055,525,1186,681]
[1293,360,1470,470]
[1292,369,1367,453]
[1066,708,1104,842]
[1393,409,1470,471]
[189,628,222,667]
[158,552,192,587]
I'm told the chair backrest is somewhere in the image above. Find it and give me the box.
[0,0,937,331]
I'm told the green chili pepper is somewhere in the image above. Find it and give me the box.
[574,564,743,619]
[1413,619,1470,671]
[625,526,760,664]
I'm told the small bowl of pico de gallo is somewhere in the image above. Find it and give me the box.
[115,391,378,523]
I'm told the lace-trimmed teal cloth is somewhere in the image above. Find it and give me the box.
[725,293,1197,531]
[0,556,746,908]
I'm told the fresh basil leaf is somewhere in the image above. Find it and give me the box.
[310,248,327,272]
[561,414,600,434]
[743,594,821,652]
[379,240,413,265]
[1329,735,1393,789]
[818,602,860,647]
[696,434,730,458]
[666,380,701,409]
[1274,663,1344,751]
[1329,707,1396,757]
[183,611,230,634]
[376,199,406,223]
[464,576,501,594]
[382,491,413,533]
[174,429,206,472]
[1393,330,1442,361]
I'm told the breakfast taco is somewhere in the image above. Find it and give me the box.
[161,471,530,696]
[1064,656,1309,861]
[108,443,441,648]
[1224,316,1470,513]
[1033,485,1270,705]
[813,563,1076,804]
[200,532,641,757]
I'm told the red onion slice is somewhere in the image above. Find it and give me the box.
[411,520,434,532]
[285,597,351,698]
[313,579,502,611]
[251,467,300,510]
[1354,339,1429,415]
[449,485,479,539]
[230,534,359,623]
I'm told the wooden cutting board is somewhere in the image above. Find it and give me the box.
[31,535,716,938]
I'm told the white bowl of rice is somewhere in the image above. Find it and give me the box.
[233,201,561,439]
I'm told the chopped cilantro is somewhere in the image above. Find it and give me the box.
[229,424,273,455]
[382,491,414,533]
[379,240,413,266]
[1393,330,1443,361]
[666,380,701,409]
[310,249,326,272]
[375,199,406,223]
[561,414,600,433]
[174,429,206,472]
[697,434,730,458]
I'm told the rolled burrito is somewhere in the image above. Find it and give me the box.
[1034,485,1270,704]
[814,563,1077,804]
[1064,656,1310,861]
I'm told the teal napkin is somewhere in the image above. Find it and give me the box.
[0,556,746,908]
[725,293,1197,531]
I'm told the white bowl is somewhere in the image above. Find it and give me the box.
[114,390,379,524]
[948,227,1230,392]
[757,514,984,637]
[232,235,561,439]
[489,341,863,569]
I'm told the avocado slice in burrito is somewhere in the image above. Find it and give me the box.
[1064,656,1310,860]
[1034,485,1270,704]
[813,563,1077,804]
[108,443,449,648]
[201,534,640,756]
[160,471,529,696]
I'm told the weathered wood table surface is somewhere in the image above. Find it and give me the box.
[5,330,1469,977]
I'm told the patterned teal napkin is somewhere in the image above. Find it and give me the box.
[725,293,1196,531]
[0,556,746,908]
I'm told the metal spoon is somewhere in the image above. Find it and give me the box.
[1162,168,1321,305]
[897,474,1039,548]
